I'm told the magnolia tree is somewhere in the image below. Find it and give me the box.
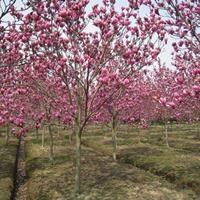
[97,72,143,161]
[152,1,200,142]
[0,64,30,143]
[11,0,168,194]
[96,70,162,159]
[21,66,74,159]
[0,0,170,195]
[0,0,29,141]
[153,0,200,98]
[151,66,182,147]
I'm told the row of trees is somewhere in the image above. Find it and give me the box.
[0,0,199,196]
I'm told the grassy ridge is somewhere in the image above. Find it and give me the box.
[83,124,200,196]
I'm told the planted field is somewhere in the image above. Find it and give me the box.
[0,124,200,199]
[0,124,197,200]
[83,125,200,196]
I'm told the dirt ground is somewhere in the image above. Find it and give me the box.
[25,124,199,200]
[0,124,200,200]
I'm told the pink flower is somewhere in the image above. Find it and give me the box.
[192,85,200,93]
[101,68,108,75]
[159,97,166,105]
[183,89,190,96]
[59,9,68,18]
[174,92,179,99]
[123,78,130,85]
[166,102,176,109]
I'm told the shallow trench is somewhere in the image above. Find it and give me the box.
[10,137,27,200]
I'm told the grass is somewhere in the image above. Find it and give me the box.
[0,127,18,200]
[24,125,199,199]
[83,124,200,197]
[120,145,200,194]
[1,123,200,199]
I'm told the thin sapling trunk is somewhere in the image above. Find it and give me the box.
[112,114,117,161]
[42,126,45,148]
[48,123,54,161]
[164,121,170,148]
[74,93,83,196]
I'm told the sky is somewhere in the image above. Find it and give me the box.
[3,0,174,69]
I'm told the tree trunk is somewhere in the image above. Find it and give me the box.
[42,126,45,148]
[74,128,81,195]
[74,99,82,196]
[165,122,169,148]
[48,124,54,161]
[112,114,117,161]
[5,124,10,145]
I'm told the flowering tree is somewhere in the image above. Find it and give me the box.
[0,0,170,195]
[13,0,167,194]
[151,66,181,147]
[154,0,200,98]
